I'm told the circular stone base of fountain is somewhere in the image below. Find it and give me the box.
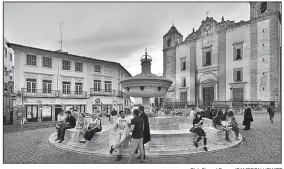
[49,124,242,157]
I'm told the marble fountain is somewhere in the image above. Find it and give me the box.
[49,50,242,156]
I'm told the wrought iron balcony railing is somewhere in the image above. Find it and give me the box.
[21,88,58,98]
[90,88,116,96]
[58,90,88,99]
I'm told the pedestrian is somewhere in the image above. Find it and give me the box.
[80,113,102,143]
[128,109,144,163]
[109,110,131,161]
[243,104,253,130]
[190,107,196,117]
[110,109,118,124]
[191,112,208,151]
[205,107,211,118]
[267,102,276,123]
[55,111,76,143]
[137,106,150,159]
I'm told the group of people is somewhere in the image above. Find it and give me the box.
[109,106,150,163]
[55,109,102,144]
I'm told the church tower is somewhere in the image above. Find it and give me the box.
[249,2,281,103]
[163,25,183,101]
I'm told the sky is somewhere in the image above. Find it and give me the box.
[4,2,250,76]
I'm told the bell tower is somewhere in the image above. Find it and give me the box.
[162,25,183,101]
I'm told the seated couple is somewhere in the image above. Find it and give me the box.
[55,110,77,143]
[79,113,102,143]
[213,111,239,141]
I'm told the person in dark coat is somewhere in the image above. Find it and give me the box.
[192,112,208,151]
[136,106,150,159]
[243,105,253,130]
[205,107,211,119]
[267,102,276,123]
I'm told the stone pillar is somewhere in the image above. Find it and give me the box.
[142,97,150,113]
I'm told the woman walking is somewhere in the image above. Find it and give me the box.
[243,105,253,130]
[191,112,208,151]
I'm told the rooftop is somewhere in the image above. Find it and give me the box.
[7,42,132,77]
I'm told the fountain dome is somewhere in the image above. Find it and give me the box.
[119,49,172,112]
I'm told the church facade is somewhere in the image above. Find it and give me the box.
[163,2,281,105]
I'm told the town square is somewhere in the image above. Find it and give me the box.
[2,1,282,167]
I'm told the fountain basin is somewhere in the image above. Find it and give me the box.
[148,116,179,130]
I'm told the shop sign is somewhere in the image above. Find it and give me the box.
[95,98,100,104]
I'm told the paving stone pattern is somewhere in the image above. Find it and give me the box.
[3,113,281,164]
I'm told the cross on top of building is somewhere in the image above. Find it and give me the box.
[206,11,210,17]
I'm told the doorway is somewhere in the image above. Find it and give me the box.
[203,87,214,106]
[55,105,63,121]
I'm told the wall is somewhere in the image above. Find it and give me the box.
[226,25,251,101]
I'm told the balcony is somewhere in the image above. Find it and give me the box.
[58,91,88,99]
[90,88,116,96]
[22,88,58,98]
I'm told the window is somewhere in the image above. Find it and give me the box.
[233,68,243,82]
[236,71,241,81]
[4,48,7,58]
[233,43,243,60]
[42,57,52,68]
[9,53,12,62]
[181,77,186,87]
[261,2,267,13]
[104,81,112,93]
[167,38,171,47]
[62,60,71,70]
[43,80,52,93]
[181,58,186,71]
[75,62,83,72]
[94,80,101,91]
[62,82,71,94]
[204,51,211,66]
[27,79,36,93]
[75,82,83,94]
[236,49,241,59]
[177,37,181,44]
[27,54,37,66]
[94,65,101,73]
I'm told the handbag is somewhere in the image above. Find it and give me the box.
[189,126,195,133]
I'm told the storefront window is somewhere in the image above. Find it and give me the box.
[26,105,38,122]
[42,105,52,121]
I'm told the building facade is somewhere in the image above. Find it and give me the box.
[8,43,131,123]
[163,2,281,105]
[4,38,14,124]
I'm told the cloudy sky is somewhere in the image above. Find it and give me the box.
[4,2,250,76]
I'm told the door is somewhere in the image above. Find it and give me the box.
[10,110,13,125]
[232,88,244,107]
[203,87,214,106]
[55,106,62,121]
[26,105,38,122]
[180,92,188,103]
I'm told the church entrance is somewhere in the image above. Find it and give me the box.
[232,88,244,102]
[203,87,214,106]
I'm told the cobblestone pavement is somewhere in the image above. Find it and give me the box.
[3,113,281,164]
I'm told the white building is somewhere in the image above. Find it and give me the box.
[7,43,131,123]
[3,38,14,124]
[163,2,281,107]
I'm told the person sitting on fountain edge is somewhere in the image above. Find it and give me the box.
[80,113,102,143]
[192,112,208,151]
[109,110,131,161]
[55,111,77,143]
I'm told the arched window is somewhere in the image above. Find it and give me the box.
[261,2,267,14]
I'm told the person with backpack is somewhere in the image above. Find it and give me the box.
[267,102,276,123]
[243,104,253,130]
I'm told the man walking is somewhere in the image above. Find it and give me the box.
[138,106,150,159]
[267,102,276,123]
[128,109,144,163]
